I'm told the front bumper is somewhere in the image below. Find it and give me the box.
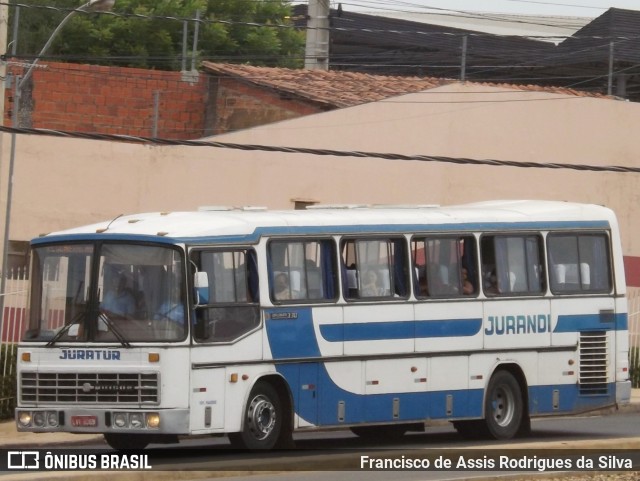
[15,407,190,435]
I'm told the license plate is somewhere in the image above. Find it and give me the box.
[71,415,98,427]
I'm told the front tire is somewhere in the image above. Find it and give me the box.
[229,382,285,450]
[483,370,523,440]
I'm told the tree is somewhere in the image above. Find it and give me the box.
[11,0,305,70]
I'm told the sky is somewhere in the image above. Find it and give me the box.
[342,0,640,17]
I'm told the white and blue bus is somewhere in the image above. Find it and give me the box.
[15,200,631,449]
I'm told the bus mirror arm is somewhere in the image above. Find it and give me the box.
[194,271,210,306]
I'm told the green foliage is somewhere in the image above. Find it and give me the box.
[0,344,17,420]
[12,0,305,70]
[630,346,640,389]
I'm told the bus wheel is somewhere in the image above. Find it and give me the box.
[229,382,283,450]
[104,433,149,450]
[484,370,523,440]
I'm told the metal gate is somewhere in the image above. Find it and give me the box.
[0,267,29,419]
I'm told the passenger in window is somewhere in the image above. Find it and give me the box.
[102,273,136,317]
[484,269,498,295]
[418,275,429,297]
[361,270,382,297]
[274,273,291,300]
[462,268,474,295]
[155,300,184,324]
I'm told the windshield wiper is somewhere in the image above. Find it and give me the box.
[45,311,85,348]
[98,312,132,348]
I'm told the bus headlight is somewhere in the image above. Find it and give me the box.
[111,411,160,430]
[130,413,144,429]
[33,412,45,427]
[47,412,59,427]
[18,411,32,427]
[146,413,160,429]
[113,413,128,428]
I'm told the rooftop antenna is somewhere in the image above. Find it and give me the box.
[96,213,124,233]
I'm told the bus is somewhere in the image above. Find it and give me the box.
[15,200,631,450]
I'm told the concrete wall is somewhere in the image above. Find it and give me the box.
[3,82,640,283]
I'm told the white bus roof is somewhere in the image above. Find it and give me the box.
[37,200,617,242]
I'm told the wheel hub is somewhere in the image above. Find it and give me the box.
[491,386,515,427]
[247,394,276,440]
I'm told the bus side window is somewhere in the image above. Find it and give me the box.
[547,233,611,294]
[412,236,477,298]
[481,235,544,296]
[341,238,408,300]
[191,249,260,343]
[268,239,338,303]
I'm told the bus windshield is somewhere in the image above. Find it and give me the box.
[24,242,187,343]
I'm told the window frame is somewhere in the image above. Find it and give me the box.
[340,236,410,302]
[546,231,613,295]
[410,234,479,300]
[189,246,260,344]
[267,237,339,305]
[480,233,546,298]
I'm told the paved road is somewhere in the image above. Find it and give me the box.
[2,412,640,480]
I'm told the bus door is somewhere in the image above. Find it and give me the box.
[189,247,263,432]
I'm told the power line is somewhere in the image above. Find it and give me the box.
[0,124,637,174]
[6,1,640,42]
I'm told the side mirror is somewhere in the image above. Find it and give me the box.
[194,271,209,305]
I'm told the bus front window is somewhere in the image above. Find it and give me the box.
[25,243,93,342]
[26,242,187,343]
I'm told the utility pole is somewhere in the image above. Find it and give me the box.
[304,0,330,71]
[0,2,9,272]
[0,0,7,342]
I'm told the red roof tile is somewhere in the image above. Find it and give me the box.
[201,62,606,108]
[201,62,453,108]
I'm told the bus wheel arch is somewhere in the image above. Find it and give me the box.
[483,364,529,440]
[229,374,294,450]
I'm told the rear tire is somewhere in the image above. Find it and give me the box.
[229,382,288,450]
[483,370,523,440]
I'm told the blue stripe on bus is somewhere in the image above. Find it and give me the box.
[266,307,617,426]
[554,313,627,332]
[177,220,610,243]
[32,219,610,245]
[319,318,482,342]
[267,308,322,359]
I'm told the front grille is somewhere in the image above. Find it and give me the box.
[21,372,160,405]
[579,331,609,395]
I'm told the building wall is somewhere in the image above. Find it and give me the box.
[4,62,326,139]
[7,62,210,139]
[210,77,323,134]
[3,82,640,285]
